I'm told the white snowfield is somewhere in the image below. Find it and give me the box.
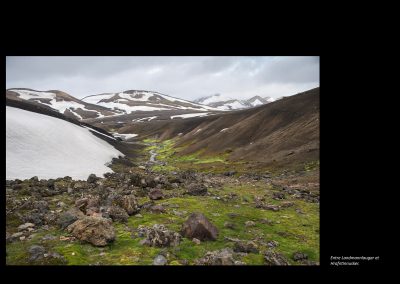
[171,113,209,119]
[6,106,123,180]
[10,89,104,119]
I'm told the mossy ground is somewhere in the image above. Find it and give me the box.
[6,138,319,265]
[6,180,319,265]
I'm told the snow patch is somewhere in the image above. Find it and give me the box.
[220,128,229,132]
[6,106,123,180]
[113,133,138,140]
[171,113,209,119]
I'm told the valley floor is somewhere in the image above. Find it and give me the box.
[6,139,319,265]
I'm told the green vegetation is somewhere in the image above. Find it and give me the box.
[6,182,319,265]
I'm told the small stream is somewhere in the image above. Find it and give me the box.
[149,149,157,162]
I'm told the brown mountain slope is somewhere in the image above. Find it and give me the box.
[119,87,319,168]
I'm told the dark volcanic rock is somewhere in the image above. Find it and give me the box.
[119,195,140,215]
[273,192,286,200]
[186,183,207,196]
[148,188,163,200]
[149,204,166,214]
[67,216,115,246]
[87,174,98,184]
[293,252,308,261]
[181,213,218,241]
[29,245,46,261]
[57,208,85,230]
[107,206,129,223]
[33,200,49,213]
[233,241,259,253]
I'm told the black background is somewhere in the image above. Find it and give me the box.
[1,4,386,280]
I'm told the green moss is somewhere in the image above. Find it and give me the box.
[7,187,319,265]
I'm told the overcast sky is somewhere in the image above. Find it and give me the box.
[6,56,319,100]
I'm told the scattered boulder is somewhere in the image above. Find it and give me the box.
[18,223,35,231]
[119,195,140,215]
[57,208,85,230]
[148,188,163,200]
[264,249,290,265]
[87,174,98,184]
[75,198,89,212]
[267,240,279,248]
[42,234,57,241]
[186,183,207,196]
[66,216,115,246]
[149,204,166,214]
[21,211,45,226]
[293,252,308,261]
[233,241,259,254]
[224,222,236,229]
[33,200,49,212]
[245,221,256,227]
[138,224,181,247]
[273,192,286,200]
[195,248,244,265]
[29,245,46,261]
[181,213,218,241]
[153,254,168,265]
[192,238,201,245]
[107,206,129,223]
[224,171,236,177]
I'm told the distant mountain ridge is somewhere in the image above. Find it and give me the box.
[81,90,219,114]
[194,94,275,110]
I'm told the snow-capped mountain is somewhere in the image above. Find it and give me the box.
[82,90,219,114]
[7,88,117,120]
[6,106,123,180]
[194,94,276,110]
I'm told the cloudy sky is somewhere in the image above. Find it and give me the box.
[6,56,319,100]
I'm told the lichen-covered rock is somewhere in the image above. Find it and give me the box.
[107,206,129,223]
[264,249,290,265]
[181,213,218,241]
[138,224,181,247]
[66,216,115,246]
[119,195,140,215]
[195,248,245,265]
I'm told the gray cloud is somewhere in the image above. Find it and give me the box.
[6,56,319,100]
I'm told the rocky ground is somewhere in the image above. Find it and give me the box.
[6,140,320,266]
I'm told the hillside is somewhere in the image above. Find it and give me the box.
[111,87,319,170]
[7,88,117,120]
